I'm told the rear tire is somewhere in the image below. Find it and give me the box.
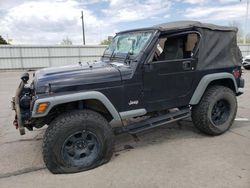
[192,86,237,136]
[43,110,114,174]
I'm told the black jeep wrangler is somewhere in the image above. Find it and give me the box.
[12,21,244,174]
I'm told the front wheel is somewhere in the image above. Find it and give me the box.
[42,110,114,174]
[192,86,237,136]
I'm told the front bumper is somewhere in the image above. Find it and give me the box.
[12,81,26,135]
[239,77,245,88]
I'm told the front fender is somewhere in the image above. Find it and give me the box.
[32,91,121,121]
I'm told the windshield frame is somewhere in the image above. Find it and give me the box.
[103,30,156,60]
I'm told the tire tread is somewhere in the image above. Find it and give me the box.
[192,85,237,136]
[42,110,114,174]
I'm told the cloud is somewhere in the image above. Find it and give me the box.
[102,0,171,23]
[0,0,26,10]
[183,0,206,4]
[0,0,110,44]
[184,3,246,21]
[219,0,241,4]
[2,0,171,44]
[0,0,247,44]
[182,0,240,5]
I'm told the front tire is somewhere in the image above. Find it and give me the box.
[43,110,114,174]
[192,86,237,136]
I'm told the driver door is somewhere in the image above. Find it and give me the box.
[143,32,199,112]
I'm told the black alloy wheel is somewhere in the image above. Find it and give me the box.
[211,99,230,126]
[192,86,237,135]
[43,110,114,174]
[62,130,100,167]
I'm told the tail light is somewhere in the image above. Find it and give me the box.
[232,68,241,79]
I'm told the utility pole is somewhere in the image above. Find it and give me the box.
[81,11,86,45]
[242,0,249,44]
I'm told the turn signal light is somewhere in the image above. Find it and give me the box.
[36,102,49,113]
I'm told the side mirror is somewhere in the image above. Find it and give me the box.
[21,72,29,83]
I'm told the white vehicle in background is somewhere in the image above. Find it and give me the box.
[243,55,250,70]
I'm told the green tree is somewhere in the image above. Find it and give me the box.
[246,33,250,43]
[61,37,73,45]
[100,36,113,45]
[0,35,8,45]
[228,21,244,43]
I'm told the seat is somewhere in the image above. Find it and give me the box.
[184,33,198,58]
[158,38,183,61]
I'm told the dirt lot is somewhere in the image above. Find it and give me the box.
[0,70,249,188]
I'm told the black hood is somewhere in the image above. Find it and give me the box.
[34,60,132,94]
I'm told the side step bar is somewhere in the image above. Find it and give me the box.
[114,108,190,135]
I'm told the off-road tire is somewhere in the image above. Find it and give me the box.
[43,110,114,174]
[192,86,237,136]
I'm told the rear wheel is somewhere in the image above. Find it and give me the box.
[192,86,237,135]
[43,110,114,174]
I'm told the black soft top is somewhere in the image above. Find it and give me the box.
[118,21,242,70]
[154,21,238,32]
[118,21,238,34]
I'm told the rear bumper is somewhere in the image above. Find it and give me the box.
[239,77,245,88]
[236,77,244,96]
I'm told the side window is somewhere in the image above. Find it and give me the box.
[152,33,199,62]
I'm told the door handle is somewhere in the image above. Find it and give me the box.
[182,61,192,70]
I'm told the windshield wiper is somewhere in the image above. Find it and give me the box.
[101,48,116,61]
[109,49,116,61]
[124,52,133,65]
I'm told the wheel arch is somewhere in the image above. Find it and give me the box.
[189,73,238,105]
[31,91,121,122]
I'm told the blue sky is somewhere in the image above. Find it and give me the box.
[0,0,249,44]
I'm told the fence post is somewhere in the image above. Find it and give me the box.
[47,47,52,67]
[19,47,24,69]
[78,46,81,62]
[9,46,13,69]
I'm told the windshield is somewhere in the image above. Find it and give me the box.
[104,31,153,57]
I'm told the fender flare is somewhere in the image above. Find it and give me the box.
[31,91,121,121]
[189,73,238,105]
